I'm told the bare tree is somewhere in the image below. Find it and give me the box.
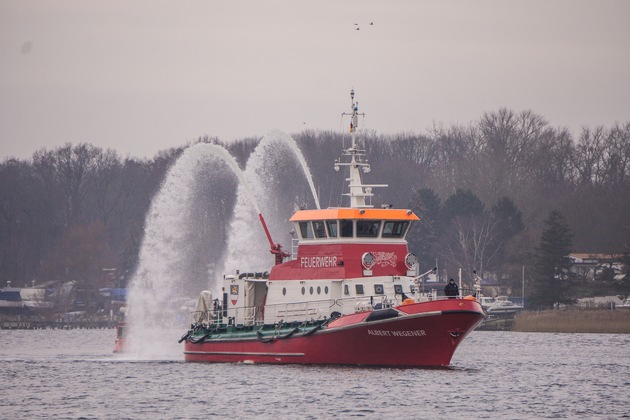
[446,214,502,283]
[602,122,630,187]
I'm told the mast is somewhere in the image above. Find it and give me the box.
[336,89,387,208]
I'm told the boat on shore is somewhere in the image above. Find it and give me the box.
[481,296,523,316]
[180,90,485,367]
[619,297,630,309]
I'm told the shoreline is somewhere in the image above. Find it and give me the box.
[512,308,630,334]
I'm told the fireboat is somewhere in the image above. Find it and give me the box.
[180,90,485,366]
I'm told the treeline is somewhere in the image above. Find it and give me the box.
[299,110,630,305]
[1,109,629,307]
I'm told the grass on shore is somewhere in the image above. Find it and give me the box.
[513,309,630,334]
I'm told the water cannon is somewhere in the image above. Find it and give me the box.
[258,213,289,265]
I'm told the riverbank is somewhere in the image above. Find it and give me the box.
[513,309,630,334]
[1,319,116,330]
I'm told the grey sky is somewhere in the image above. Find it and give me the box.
[2,0,629,160]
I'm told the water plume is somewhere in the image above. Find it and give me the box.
[126,143,245,358]
[125,132,320,359]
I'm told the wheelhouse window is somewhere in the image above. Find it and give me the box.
[299,221,313,239]
[357,220,380,237]
[326,220,338,238]
[340,220,354,237]
[355,284,364,295]
[382,221,409,238]
[313,220,327,238]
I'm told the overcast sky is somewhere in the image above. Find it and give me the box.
[2,1,629,161]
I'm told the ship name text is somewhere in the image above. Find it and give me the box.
[367,329,427,337]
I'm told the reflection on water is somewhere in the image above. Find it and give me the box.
[1,330,628,419]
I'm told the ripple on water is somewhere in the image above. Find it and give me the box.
[1,329,629,419]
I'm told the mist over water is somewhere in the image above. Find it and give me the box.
[126,132,319,358]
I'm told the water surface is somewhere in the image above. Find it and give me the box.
[1,329,628,419]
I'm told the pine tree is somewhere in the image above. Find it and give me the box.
[531,210,574,308]
[441,189,485,223]
[492,196,524,242]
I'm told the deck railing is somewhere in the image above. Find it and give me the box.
[189,288,479,327]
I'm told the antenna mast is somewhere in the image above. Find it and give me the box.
[336,89,387,208]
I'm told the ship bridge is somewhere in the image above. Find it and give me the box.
[289,208,419,242]
[266,207,419,281]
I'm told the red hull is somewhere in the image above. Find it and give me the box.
[184,299,484,367]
